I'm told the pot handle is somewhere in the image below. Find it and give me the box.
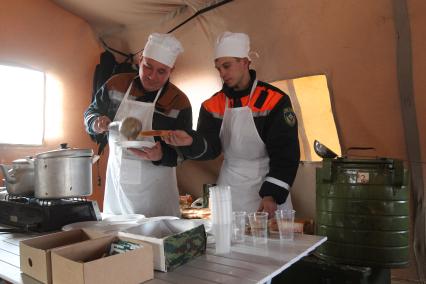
[0,164,16,184]
[92,155,100,164]
[25,156,35,166]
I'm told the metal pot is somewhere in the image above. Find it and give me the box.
[34,145,96,199]
[0,157,35,196]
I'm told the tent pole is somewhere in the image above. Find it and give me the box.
[392,0,425,282]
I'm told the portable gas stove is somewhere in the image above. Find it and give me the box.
[0,194,102,232]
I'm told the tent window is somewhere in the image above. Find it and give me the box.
[271,75,341,161]
[0,64,45,145]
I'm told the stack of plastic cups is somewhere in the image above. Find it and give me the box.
[210,185,232,254]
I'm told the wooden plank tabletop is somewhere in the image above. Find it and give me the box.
[0,226,41,284]
[149,234,326,284]
[0,225,326,284]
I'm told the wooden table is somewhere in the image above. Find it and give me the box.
[0,225,326,284]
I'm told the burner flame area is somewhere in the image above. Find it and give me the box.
[4,194,31,203]
[3,195,87,206]
[36,197,88,206]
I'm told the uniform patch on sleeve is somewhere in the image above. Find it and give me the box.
[283,107,296,127]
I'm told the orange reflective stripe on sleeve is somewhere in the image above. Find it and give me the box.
[202,92,227,116]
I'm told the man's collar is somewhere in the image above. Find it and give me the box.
[223,69,257,98]
[134,76,169,95]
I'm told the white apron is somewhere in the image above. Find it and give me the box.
[217,80,292,213]
[103,82,180,217]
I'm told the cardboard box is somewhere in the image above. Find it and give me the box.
[121,219,206,271]
[51,235,153,284]
[20,229,104,284]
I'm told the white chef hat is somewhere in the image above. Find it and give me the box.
[214,31,250,60]
[142,33,184,67]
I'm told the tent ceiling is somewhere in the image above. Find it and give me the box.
[53,0,221,40]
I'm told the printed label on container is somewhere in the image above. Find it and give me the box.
[356,172,369,183]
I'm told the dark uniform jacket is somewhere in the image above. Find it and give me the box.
[180,70,300,204]
[84,73,192,167]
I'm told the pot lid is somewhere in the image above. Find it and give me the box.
[12,158,33,165]
[36,147,93,159]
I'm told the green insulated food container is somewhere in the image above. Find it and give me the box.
[315,157,410,268]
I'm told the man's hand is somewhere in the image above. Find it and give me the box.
[163,130,193,146]
[93,116,111,134]
[257,196,277,218]
[128,142,163,161]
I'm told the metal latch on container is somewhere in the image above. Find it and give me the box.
[356,172,369,183]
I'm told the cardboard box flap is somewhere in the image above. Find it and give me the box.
[20,243,51,283]
[123,219,205,239]
[118,232,166,271]
[51,253,84,284]
[53,235,154,263]
[52,236,114,262]
[123,220,176,238]
[83,249,150,284]
[21,229,93,250]
[52,235,154,284]
[164,223,206,270]
[162,219,207,233]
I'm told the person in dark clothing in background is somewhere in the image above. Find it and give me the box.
[84,33,192,217]
[164,31,300,217]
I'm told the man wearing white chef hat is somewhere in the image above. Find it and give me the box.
[84,33,192,217]
[165,31,300,217]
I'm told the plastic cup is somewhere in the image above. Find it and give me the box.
[232,211,247,243]
[248,212,268,244]
[210,185,232,254]
[275,209,296,241]
[214,223,231,254]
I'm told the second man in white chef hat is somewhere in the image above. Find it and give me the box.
[165,31,300,217]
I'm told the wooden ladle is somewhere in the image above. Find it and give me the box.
[119,117,172,140]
